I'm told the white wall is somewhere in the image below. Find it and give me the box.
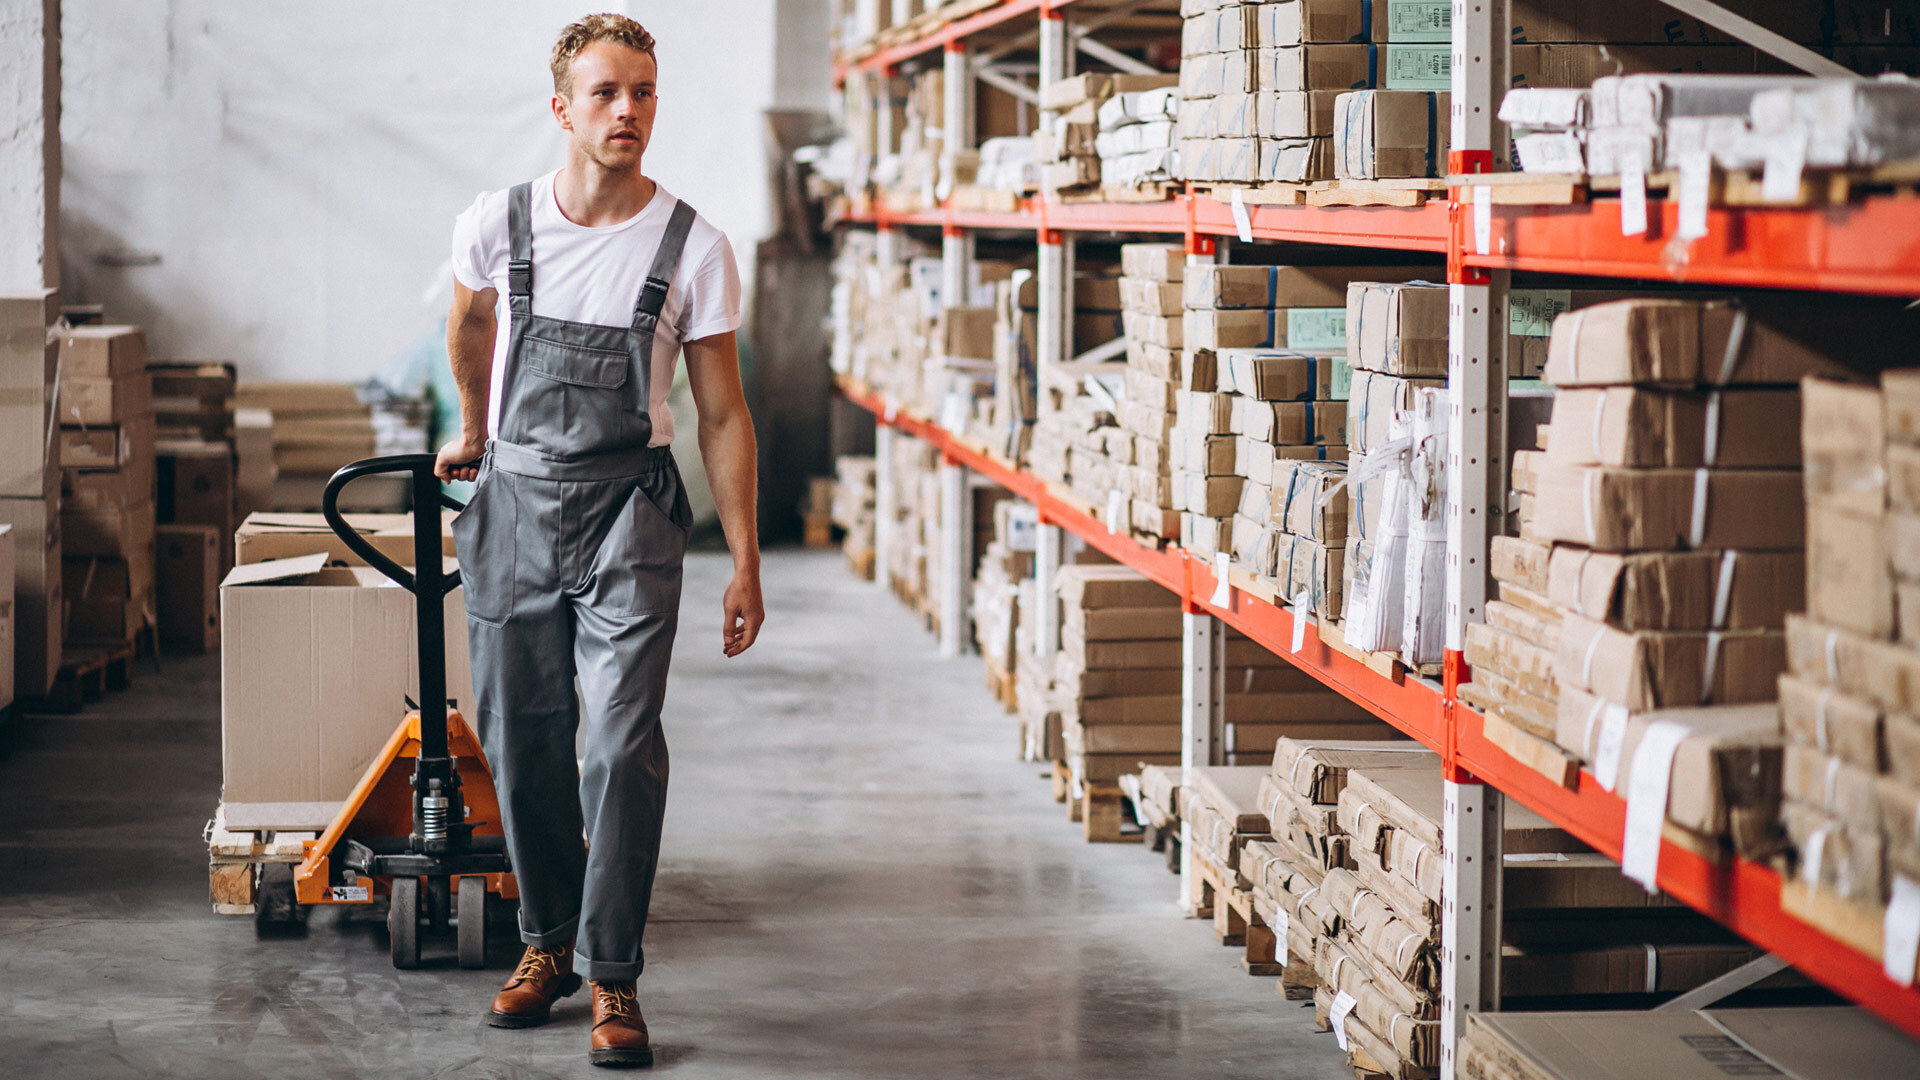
[59,1,782,382]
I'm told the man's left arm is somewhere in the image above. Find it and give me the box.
[684,330,763,657]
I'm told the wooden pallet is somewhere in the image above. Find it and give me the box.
[1192,178,1446,207]
[1050,760,1071,806]
[984,662,1018,713]
[1143,821,1182,874]
[204,803,321,916]
[1191,849,1287,976]
[1452,162,1920,209]
[1080,782,1141,843]
[21,639,137,715]
[844,546,876,581]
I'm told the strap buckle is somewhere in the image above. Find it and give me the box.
[633,275,670,326]
[508,259,533,297]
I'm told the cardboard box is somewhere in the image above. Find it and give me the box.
[1802,377,1886,514]
[1333,90,1449,179]
[1546,546,1801,632]
[63,550,154,607]
[1784,743,1879,828]
[1544,300,1851,388]
[1530,465,1805,552]
[1,290,60,499]
[1118,277,1184,316]
[1057,564,1177,609]
[1808,508,1894,639]
[1271,531,1345,618]
[1347,370,1445,454]
[1345,281,1447,378]
[1778,674,1883,774]
[1466,1006,1920,1080]
[63,465,155,512]
[219,552,476,804]
[58,417,155,471]
[0,496,60,699]
[57,372,151,426]
[156,523,220,653]
[1554,615,1785,710]
[235,511,456,567]
[1120,244,1185,283]
[1040,72,1178,112]
[58,325,145,378]
[1219,349,1347,402]
[235,382,367,416]
[62,502,154,560]
[1232,399,1345,447]
[1185,264,1426,311]
[1545,387,1802,468]
[1271,459,1349,543]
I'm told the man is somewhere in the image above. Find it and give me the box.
[434,13,763,1069]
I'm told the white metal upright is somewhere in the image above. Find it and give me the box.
[936,41,979,657]
[1030,6,1074,663]
[1442,1,1511,1076]
[873,422,897,591]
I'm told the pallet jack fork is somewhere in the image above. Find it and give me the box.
[284,454,516,969]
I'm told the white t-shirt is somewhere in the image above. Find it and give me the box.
[449,172,741,447]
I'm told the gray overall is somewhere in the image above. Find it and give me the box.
[452,182,697,982]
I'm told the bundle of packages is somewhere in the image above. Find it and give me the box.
[237,382,428,511]
[1115,244,1186,543]
[1055,564,1373,784]
[832,455,877,579]
[1780,373,1920,960]
[1177,264,1422,585]
[1132,762,1182,837]
[1332,90,1450,180]
[971,500,1036,706]
[1341,281,1447,667]
[880,435,940,614]
[1175,2,1451,183]
[1462,1007,1920,1080]
[1024,268,1130,504]
[1096,86,1182,189]
[1523,298,1859,882]
[1036,72,1178,196]
[991,270,1038,464]
[1459,530,1568,776]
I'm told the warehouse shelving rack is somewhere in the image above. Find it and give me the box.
[832,0,1920,1068]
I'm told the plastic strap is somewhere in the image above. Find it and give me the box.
[1804,823,1833,894]
[1423,91,1437,178]
[1700,630,1724,705]
[1815,688,1833,754]
[1583,469,1599,544]
[1644,944,1660,994]
[633,200,698,330]
[1582,698,1604,758]
[1714,302,1750,386]
[1359,0,1372,42]
[1689,468,1710,549]
[1575,549,1597,619]
[1825,755,1841,812]
[1581,625,1604,689]
[1703,390,1723,467]
[1563,308,1589,381]
[1590,391,1607,462]
[1825,629,1841,684]
[506,181,534,313]
[1710,549,1737,629]
[1366,44,1377,87]
[1396,928,1424,969]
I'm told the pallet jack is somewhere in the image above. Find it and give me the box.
[258,453,516,969]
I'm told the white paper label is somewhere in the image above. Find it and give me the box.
[1274,907,1290,965]
[1210,552,1233,607]
[1290,588,1312,653]
[1761,132,1807,204]
[1472,185,1492,255]
[1230,188,1254,243]
[1104,489,1125,533]
[1620,719,1691,891]
[1620,164,1648,237]
[1676,151,1711,241]
[1592,704,1629,791]
[1887,875,1920,987]
[328,885,370,902]
[1329,990,1358,1051]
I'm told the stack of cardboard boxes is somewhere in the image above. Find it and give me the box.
[0,291,61,700]
[970,500,1034,709]
[1116,244,1186,543]
[1781,373,1920,956]
[832,454,877,580]
[151,361,238,647]
[1035,73,1179,197]
[236,382,428,511]
[1522,300,1825,875]
[1462,1006,1920,1080]
[1093,85,1182,191]
[58,325,156,653]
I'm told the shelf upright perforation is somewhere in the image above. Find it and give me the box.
[937,38,980,658]
[1440,1,1509,1077]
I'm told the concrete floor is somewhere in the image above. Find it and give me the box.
[0,548,1350,1079]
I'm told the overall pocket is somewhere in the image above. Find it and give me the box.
[507,330,642,455]
[450,468,518,627]
[600,467,690,617]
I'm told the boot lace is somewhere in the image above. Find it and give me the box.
[512,945,568,985]
[595,982,638,1022]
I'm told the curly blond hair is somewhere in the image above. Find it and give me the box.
[551,13,657,98]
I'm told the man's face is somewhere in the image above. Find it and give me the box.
[554,42,658,171]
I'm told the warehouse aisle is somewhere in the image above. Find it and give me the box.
[0,548,1348,1080]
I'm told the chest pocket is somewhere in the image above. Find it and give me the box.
[522,330,630,389]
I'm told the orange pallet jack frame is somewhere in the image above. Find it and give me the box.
[272,454,516,969]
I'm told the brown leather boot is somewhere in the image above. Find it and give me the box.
[588,981,653,1068]
[486,944,583,1028]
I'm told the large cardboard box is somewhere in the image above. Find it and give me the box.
[156,523,220,653]
[1346,281,1447,378]
[220,552,477,804]
[62,501,154,560]
[0,496,60,698]
[57,371,151,426]
[158,440,235,572]
[1546,546,1801,632]
[58,325,145,379]
[1544,299,1852,388]
[1554,615,1785,710]
[1545,387,1802,468]
[1332,90,1449,179]
[235,511,458,567]
[1464,1007,1920,1080]
[0,290,60,499]
[1530,465,1805,552]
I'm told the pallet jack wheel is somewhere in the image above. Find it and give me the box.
[457,877,488,969]
[389,876,421,969]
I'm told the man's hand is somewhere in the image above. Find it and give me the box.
[435,433,487,483]
[722,570,764,657]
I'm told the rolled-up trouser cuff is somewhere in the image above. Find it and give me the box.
[574,951,643,982]
[521,914,579,950]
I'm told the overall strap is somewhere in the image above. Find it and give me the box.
[506,182,534,315]
[632,199,699,332]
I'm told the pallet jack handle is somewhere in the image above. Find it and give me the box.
[322,454,469,763]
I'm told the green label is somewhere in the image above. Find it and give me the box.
[1328,355,1353,400]
[1382,46,1450,90]
[1510,289,1574,338]
[1286,307,1347,351]
[1387,1,1450,43]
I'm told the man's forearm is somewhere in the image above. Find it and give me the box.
[698,409,759,573]
[447,317,495,438]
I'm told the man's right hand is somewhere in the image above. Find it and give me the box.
[435,434,487,483]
